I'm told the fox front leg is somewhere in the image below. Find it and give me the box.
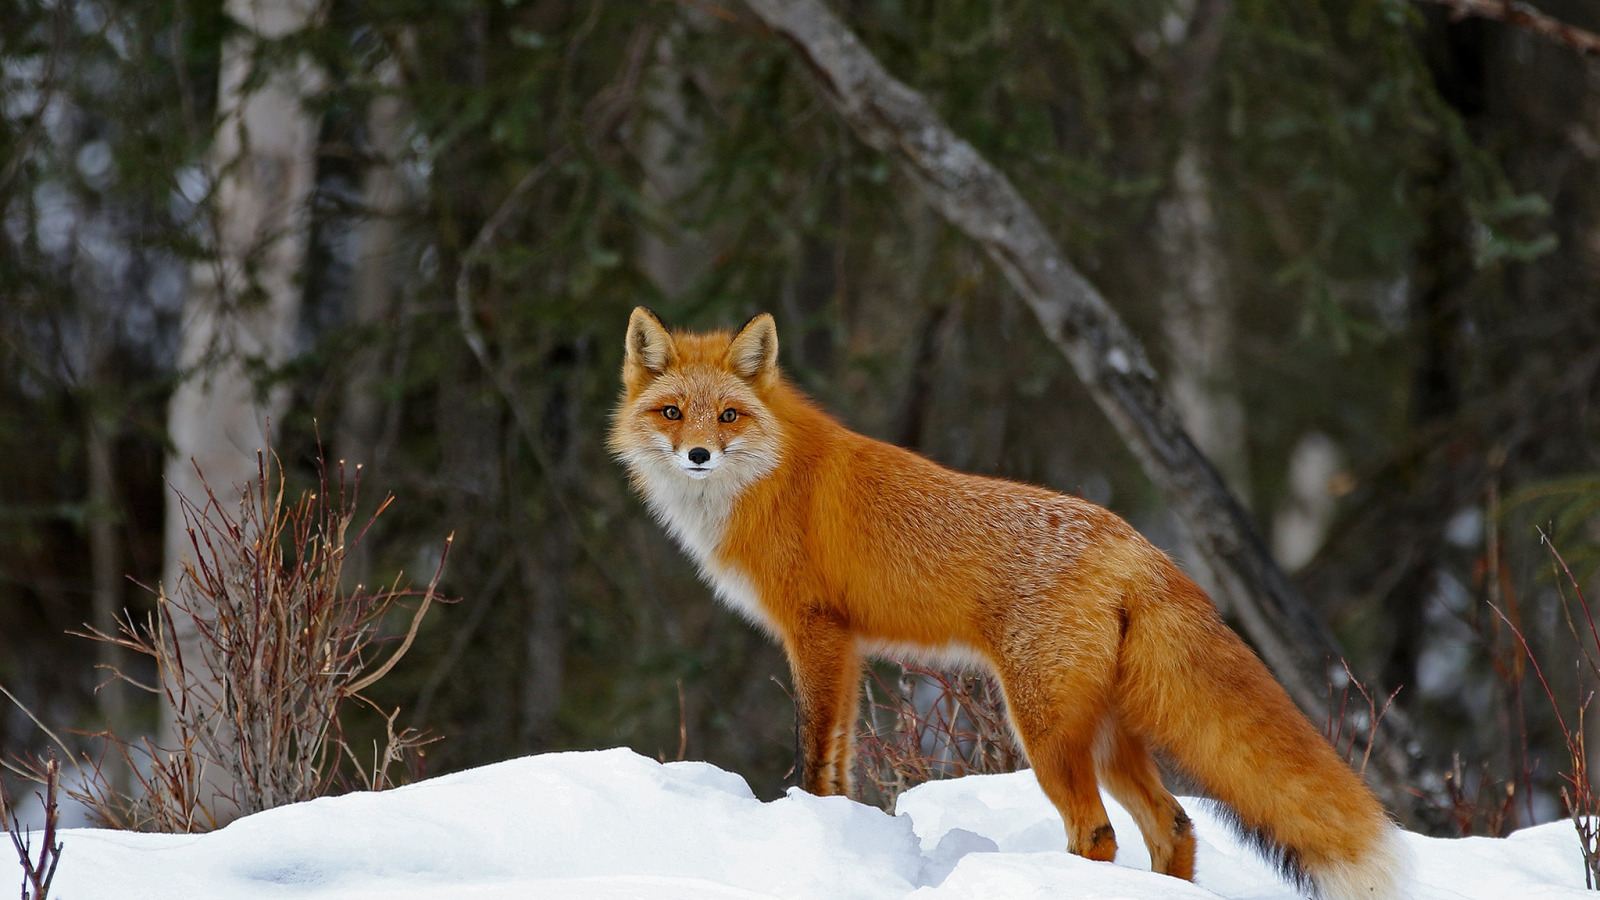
[785,619,862,796]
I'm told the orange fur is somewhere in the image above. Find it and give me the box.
[609,308,1406,899]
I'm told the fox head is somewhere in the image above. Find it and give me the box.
[609,307,785,491]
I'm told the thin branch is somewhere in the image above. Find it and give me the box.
[0,685,79,777]
[344,533,452,696]
[453,146,574,370]
[1417,0,1600,58]
[1488,599,1572,742]
[1543,529,1600,659]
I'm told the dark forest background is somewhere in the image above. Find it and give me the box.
[2,0,1598,835]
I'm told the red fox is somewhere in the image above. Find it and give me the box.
[609,307,1406,899]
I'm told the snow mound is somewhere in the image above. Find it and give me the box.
[6,748,1590,898]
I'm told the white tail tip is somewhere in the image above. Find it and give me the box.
[1312,825,1413,900]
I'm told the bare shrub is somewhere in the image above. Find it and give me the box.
[1406,754,1519,838]
[5,452,448,832]
[856,663,1023,810]
[1488,534,1600,885]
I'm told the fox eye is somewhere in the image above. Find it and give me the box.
[719,408,738,423]
[661,405,682,421]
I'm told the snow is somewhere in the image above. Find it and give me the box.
[5,748,1590,899]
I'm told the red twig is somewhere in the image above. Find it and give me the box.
[1490,599,1573,754]
[1489,547,1600,882]
[1545,531,1600,663]
[1538,533,1600,886]
[1405,753,1517,837]
[1322,658,1400,778]
[2,755,63,900]
[856,663,1022,809]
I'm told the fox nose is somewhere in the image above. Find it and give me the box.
[687,447,711,466]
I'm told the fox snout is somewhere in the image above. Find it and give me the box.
[678,444,720,478]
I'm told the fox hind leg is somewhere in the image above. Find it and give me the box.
[999,658,1119,864]
[1095,717,1195,880]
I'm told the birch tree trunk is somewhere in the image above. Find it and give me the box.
[635,14,719,299]
[161,0,323,822]
[1151,1,1251,604]
[1157,142,1249,508]
[1156,141,1248,610]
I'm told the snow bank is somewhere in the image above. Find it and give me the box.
[5,748,1589,898]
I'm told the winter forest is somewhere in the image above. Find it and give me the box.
[3,0,1600,884]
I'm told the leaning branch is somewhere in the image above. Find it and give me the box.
[1417,0,1600,58]
[741,0,1421,805]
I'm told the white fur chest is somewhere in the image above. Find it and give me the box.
[632,465,777,634]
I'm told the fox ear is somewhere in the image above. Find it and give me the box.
[624,307,675,375]
[727,313,779,382]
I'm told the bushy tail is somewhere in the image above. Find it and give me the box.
[1118,564,1409,900]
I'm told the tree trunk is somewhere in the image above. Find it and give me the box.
[161,0,324,824]
[1157,141,1249,509]
[635,19,717,300]
[86,404,126,791]
[336,56,413,482]
[740,0,1421,808]
[336,55,417,587]
[1151,1,1250,605]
